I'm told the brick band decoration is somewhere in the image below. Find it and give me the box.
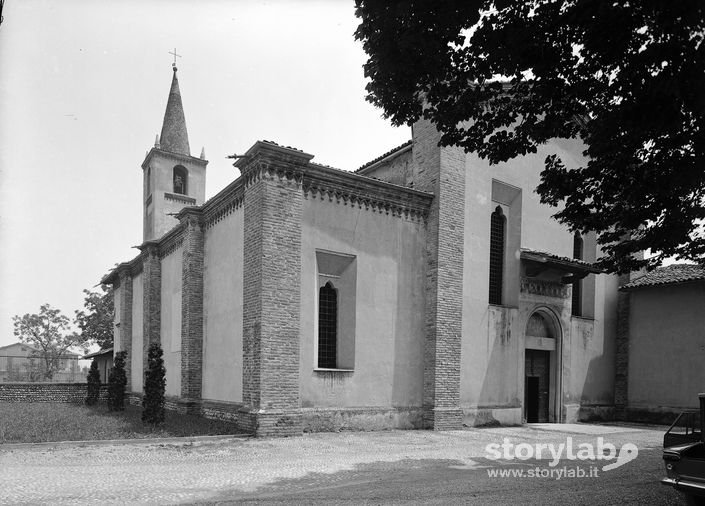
[141,242,162,379]
[413,120,465,430]
[237,142,306,437]
[117,269,134,391]
[614,272,632,418]
[179,207,204,409]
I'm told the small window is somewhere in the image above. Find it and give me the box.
[572,233,583,316]
[489,206,506,305]
[146,166,151,194]
[173,165,188,195]
[318,282,338,369]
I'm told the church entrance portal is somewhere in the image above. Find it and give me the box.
[524,309,561,423]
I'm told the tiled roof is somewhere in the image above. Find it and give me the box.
[621,264,705,290]
[357,140,413,172]
[520,248,600,270]
[83,348,113,360]
[260,139,307,154]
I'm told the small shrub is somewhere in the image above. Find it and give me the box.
[85,359,101,405]
[107,351,127,411]
[142,343,166,425]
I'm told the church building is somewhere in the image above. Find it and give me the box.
[104,66,623,437]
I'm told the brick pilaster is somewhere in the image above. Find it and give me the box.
[239,142,307,437]
[141,242,162,391]
[117,268,133,392]
[614,273,631,419]
[179,208,204,406]
[413,119,465,430]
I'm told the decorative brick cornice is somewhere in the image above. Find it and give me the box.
[176,206,203,226]
[232,140,432,223]
[141,147,208,171]
[304,163,432,223]
[202,179,245,229]
[102,254,142,285]
[158,226,185,259]
[235,141,310,189]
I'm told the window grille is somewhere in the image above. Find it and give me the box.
[489,206,506,305]
[572,233,583,316]
[318,281,338,368]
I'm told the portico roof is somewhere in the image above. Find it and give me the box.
[520,248,602,284]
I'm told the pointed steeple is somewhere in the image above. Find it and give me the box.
[159,67,190,156]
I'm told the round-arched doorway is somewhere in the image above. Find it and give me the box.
[524,308,562,423]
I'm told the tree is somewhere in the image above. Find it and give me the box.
[107,351,127,411]
[85,359,101,405]
[75,285,114,350]
[12,304,88,380]
[142,343,166,425]
[355,1,705,273]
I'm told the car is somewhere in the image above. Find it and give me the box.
[662,393,705,505]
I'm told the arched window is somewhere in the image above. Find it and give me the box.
[489,206,506,305]
[572,233,583,316]
[318,281,338,369]
[173,165,188,195]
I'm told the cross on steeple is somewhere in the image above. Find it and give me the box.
[169,48,182,70]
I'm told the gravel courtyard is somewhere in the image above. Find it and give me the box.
[0,423,677,505]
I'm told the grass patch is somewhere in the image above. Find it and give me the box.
[0,402,243,444]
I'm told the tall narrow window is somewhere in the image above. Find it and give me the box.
[318,281,338,369]
[489,206,506,305]
[572,233,583,316]
[173,165,188,195]
[146,166,151,194]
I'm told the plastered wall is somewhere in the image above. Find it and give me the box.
[160,247,183,397]
[300,196,427,409]
[202,209,244,402]
[628,283,705,410]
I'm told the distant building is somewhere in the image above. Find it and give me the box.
[0,342,81,382]
[104,66,630,436]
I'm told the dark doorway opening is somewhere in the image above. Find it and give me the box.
[526,376,540,422]
[525,350,550,423]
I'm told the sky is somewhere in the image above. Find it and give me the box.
[0,0,411,348]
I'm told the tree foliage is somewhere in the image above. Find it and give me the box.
[107,351,127,411]
[142,343,166,425]
[85,359,101,405]
[75,285,114,350]
[12,304,88,380]
[355,0,705,272]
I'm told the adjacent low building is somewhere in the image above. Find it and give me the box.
[618,264,705,423]
[82,348,114,384]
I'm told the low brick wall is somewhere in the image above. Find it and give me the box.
[127,394,256,433]
[0,383,109,403]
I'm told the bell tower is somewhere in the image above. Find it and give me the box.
[142,63,208,241]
